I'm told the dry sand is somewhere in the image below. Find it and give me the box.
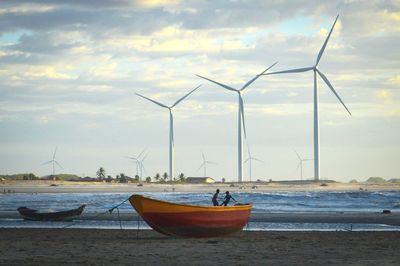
[1,180,400,193]
[0,229,399,265]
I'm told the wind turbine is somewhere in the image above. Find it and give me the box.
[41,147,63,176]
[197,152,217,177]
[197,62,277,182]
[294,149,312,181]
[244,144,263,182]
[136,85,201,181]
[138,152,148,180]
[125,149,146,178]
[263,15,351,181]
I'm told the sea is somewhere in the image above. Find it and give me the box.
[1,191,400,231]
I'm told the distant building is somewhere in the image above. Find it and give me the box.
[186,177,215,184]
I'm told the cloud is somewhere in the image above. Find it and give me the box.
[0,0,399,179]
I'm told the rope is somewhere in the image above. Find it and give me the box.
[62,197,131,229]
[116,206,122,230]
[136,213,140,240]
[62,209,110,229]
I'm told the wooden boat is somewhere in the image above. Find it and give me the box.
[17,205,86,221]
[129,194,252,237]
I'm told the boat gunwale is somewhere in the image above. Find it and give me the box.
[130,194,252,211]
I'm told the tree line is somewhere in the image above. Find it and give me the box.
[95,167,187,183]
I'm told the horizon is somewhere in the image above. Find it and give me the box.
[0,1,399,182]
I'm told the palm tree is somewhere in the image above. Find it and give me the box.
[178,173,186,182]
[154,173,160,182]
[96,167,106,180]
[162,172,168,182]
[145,176,151,183]
[119,173,127,183]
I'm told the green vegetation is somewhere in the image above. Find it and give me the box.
[349,179,358,183]
[365,177,386,183]
[0,173,39,180]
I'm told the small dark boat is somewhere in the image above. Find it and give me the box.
[17,205,86,221]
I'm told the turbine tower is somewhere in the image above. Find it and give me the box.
[136,85,201,181]
[41,147,63,176]
[244,144,263,182]
[263,15,351,181]
[294,149,312,181]
[197,62,277,182]
[198,152,217,176]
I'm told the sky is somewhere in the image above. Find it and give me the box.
[0,0,399,182]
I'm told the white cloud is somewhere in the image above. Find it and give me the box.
[0,0,399,180]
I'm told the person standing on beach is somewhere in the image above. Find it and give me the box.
[212,189,220,206]
[221,191,236,206]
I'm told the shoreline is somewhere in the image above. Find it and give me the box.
[1,180,400,193]
[1,211,400,226]
[1,228,399,265]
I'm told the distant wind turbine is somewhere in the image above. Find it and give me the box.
[244,144,263,182]
[197,62,277,182]
[41,147,63,176]
[136,85,201,181]
[263,15,351,181]
[138,152,148,180]
[294,149,312,181]
[197,152,217,177]
[125,148,146,177]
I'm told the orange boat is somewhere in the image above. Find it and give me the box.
[129,194,252,237]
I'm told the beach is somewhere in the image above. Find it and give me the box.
[1,181,400,265]
[2,180,400,193]
[1,229,399,265]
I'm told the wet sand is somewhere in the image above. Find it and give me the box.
[0,229,399,265]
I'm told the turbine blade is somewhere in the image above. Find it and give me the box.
[253,157,264,163]
[171,85,201,108]
[264,67,314,75]
[201,152,206,162]
[140,152,148,163]
[243,158,250,164]
[196,74,238,92]
[239,95,247,139]
[297,162,301,170]
[53,147,57,159]
[316,14,339,66]
[247,144,251,158]
[241,62,278,91]
[137,148,147,159]
[41,160,53,166]
[293,149,302,161]
[136,93,169,109]
[54,160,64,170]
[207,161,218,165]
[316,69,352,116]
[197,163,205,171]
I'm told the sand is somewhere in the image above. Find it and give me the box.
[0,229,399,265]
[2,180,400,193]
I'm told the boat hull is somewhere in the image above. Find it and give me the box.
[129,194,252,237]
[17,205,86,221]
